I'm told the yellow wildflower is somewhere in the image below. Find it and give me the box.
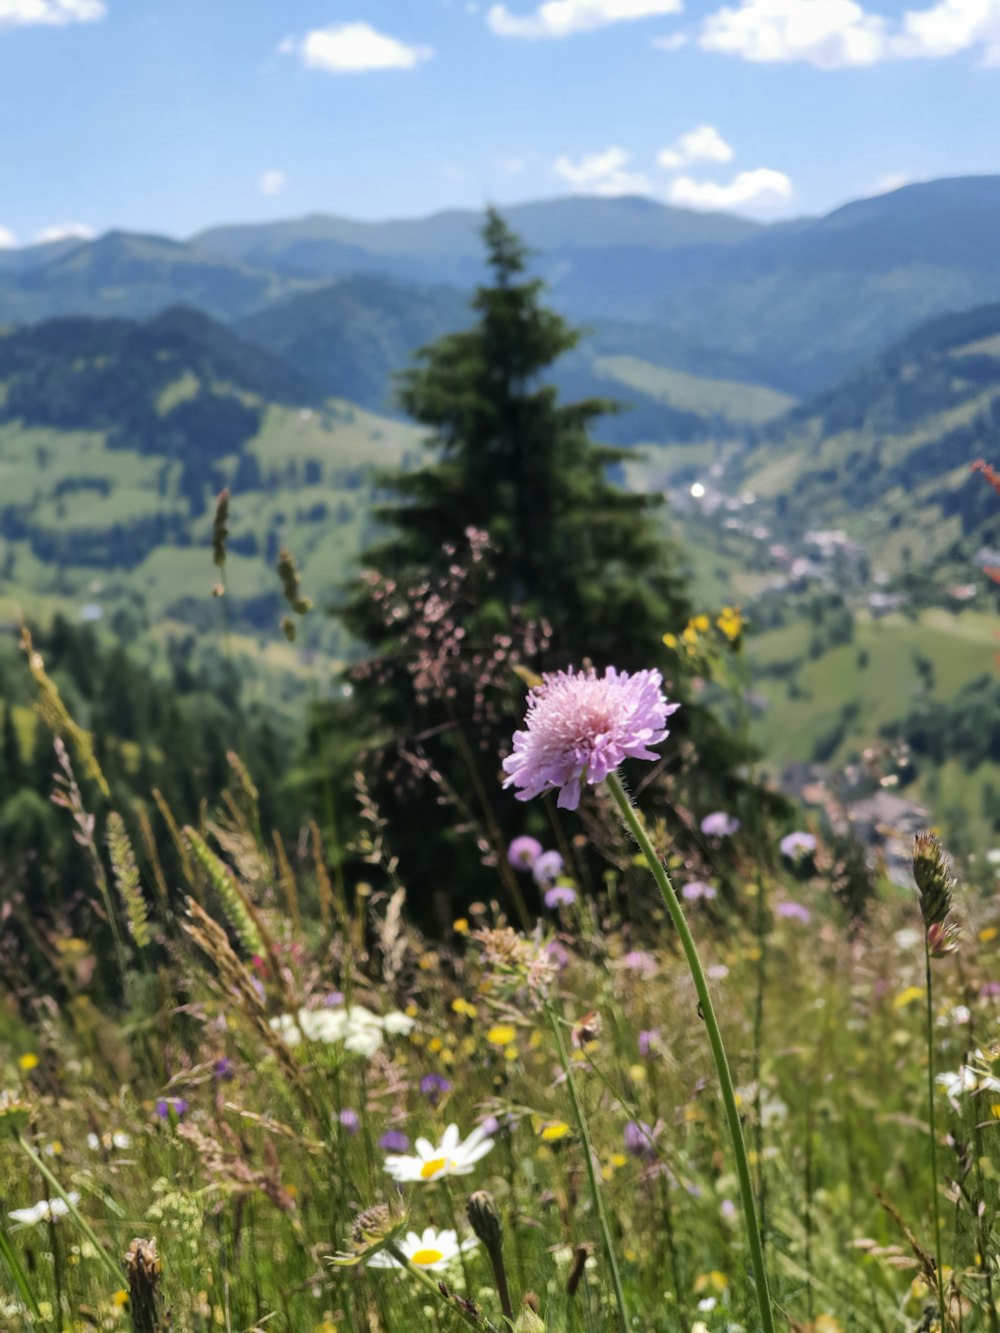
[540,1121,571,1142]
[486,1024,517,1047]
[893,986,925,1010]
[717,606,743,642]
[18,1053,39,1072]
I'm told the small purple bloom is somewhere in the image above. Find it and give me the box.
[720,1199,737,1221]
[420,1074,452,1104]
[546,941,570,970]
[508,836,543,870]
[545,884,577,909]
[779,831,817,859]
[775,900,811,923]
[981,982,1000,999]
[503,667,679,810]
[637,1029,658,1058]
[621,950,657,976]
[378,1129,410,1153]
[155,1097,189,1122]
[323,990,345,1007]
[338,1109,360,1135]
[477,1115,501,1137]
[213,1057,235,1081]
[682,880,717,901]
[624,1120,658,1160]
[701,811,740,837]
[533,850,565,888]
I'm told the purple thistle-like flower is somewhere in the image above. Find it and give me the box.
[155,1097,189,1122]
[637,1029,658,1058]
[379,1129,411,1153]
[701,811,740,837]
[323,990,345,1007]
[502,667,678,811]
[621,950,657,976]
[533,850,565,888]
[339,1108,361,1135]
[213,1057,235,1081]
[682,880,717,901]
[421,1074,453,1104]
[624,1120,658,1160]
[508,836,544,870]
[779,831,817,859]
[545,884,577,909]
[775,900,811,923]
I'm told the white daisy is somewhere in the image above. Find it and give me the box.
[270,1005,414,1057]
[367,1226,478,1271]
[9,1192,80,1227]
[383,1123,495,1183]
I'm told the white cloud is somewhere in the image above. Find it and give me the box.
[259,169,287,197]
[284,22,433,73]
[33,222,93,244]
[668,167,793,211]
[488,0,682,39]
[870,171,913,195]
[0,0,105,28]
[554,145,651,195]
[700,0,1000,66]
[658,124,733,169]
[0,226,16,249]
[653,30,689,47]
[701,0,886,67]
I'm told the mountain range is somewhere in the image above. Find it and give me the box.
[6,178,1000,398]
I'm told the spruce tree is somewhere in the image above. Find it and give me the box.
[320,210,743,916]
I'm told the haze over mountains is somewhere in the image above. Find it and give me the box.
[5,177,1000,400]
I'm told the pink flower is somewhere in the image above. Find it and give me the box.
[502,667,678,811]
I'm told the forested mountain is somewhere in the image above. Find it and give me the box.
[8,180,1000,397]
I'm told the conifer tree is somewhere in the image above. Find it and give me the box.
[320,210,744,913]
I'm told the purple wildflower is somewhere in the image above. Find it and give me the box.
[779,831,817,859]
[682,880,717,901]
[623,1120,658,1160]
[546,941,570,970]
[155,1097,189,1122]
[621,950,657,976]
[379,1129,410,1153]
[421,1074,452,1104]
[701,811,740,837]
[323,990,345,1007]
[980,982,1000,999]
[212,1057,235,1081]
[775,900,811,923]
[477,1115,501,1137]
[637,1029,658,1058]
[508,836,544,870]
[545,884,577,909]
[532,850,565,888]
[338,1109,360,1135]
[502,667,678,810]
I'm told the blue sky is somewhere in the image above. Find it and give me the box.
[2,0,1000,245]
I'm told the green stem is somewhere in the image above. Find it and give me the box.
[924,935,946,1324]
[16,1133,123,1285]
[383,1243,500,1330]
[546,1004,630,1333]
[605,772,775,1333]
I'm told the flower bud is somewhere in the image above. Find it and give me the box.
[513,1305,546,1332]
[466,1190,503,1254]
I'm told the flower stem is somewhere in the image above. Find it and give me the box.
[546,1003,630,1333]
[605,772,775,1333]
[924,934,946,1324]
[383,1243,501,1330]
[16,1133,123,1285]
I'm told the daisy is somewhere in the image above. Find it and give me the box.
[383,1122,495,1183]
[366,1225,478,1271]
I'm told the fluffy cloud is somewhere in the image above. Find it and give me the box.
[0,0,105,28]
[259,170,287,197]
[668,167,793,210]
[282,22,433,73]
[33,222,93,244]
[554,146,651,195]
[653,30,689,47]
[488,0,682,39]
[700,0,1000,66]
[0,226,16,249]
[658,124,733,169]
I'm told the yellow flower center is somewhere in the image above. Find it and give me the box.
[420,1157,449,1179]
[411,1248,445,1266]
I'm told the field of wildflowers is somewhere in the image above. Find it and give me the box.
[0,633,998,1333]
